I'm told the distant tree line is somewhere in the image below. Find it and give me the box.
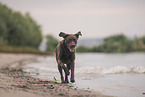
[46,35,59,52]
[0,3,42,48]
[2,2,144,53]
[77,34,145,53]
[45,34,145,53]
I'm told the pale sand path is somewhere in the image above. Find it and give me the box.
[0,53,45,97]
[0,53,37,67]
[0,53,112,97]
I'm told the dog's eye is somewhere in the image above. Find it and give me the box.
[73,39,77,43]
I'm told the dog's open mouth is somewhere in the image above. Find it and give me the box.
[68,46,75,52]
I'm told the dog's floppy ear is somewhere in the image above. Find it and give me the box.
[75,31,82,39]
[59,32,68,38]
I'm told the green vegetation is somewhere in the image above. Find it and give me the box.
[1,3,145,54]
[46,35,59,52]
[76,46,92,52]
[77,34,145,53]
[93,34,133,53]
[0,3,42,48]
[0,45,52,55]
[0,3,52,54]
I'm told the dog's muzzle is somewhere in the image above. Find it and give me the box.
[68,45,76,52]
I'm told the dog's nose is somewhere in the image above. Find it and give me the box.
[71,43,76,47]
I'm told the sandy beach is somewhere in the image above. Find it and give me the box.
[0,53,112,97]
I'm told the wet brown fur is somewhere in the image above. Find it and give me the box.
[55,31,82,83]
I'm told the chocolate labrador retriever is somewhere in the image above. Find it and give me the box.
[55,31,82,83]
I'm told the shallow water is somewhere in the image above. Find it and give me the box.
[24,53,145,97]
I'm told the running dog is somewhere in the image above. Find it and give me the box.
[55,31,82,83]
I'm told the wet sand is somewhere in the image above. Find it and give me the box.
[0,53,112,97]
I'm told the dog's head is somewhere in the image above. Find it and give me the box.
[59,31,82,53]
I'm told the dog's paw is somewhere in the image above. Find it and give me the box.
[61,81,65,83]
[61,80,69,83]
[65,80,69,83]
[70,79,75,83]
[61,78,65,83]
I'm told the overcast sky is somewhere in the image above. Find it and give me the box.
[1,0,145,38]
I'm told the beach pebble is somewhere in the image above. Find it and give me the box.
[47,85,54,89]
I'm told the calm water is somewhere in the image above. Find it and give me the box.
[24,53,145,97]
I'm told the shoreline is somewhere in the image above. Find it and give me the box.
[0,53,112,97]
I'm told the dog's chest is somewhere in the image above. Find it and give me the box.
[61,50,74,64]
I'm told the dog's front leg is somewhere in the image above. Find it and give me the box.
[58,61,69,83]
[58,63,65,83]
[60,63,69,83]
[70,62,75,83]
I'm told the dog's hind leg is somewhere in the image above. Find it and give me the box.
[61,64,69,75]
[65,73,69,83]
